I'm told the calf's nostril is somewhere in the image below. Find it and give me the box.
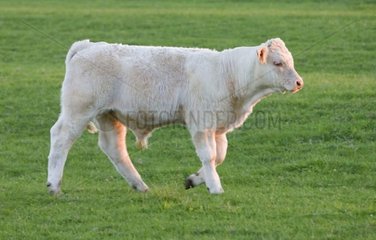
[296,79,303,88]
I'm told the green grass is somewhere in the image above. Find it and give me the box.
[0,0,375,239]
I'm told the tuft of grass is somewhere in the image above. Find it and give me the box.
[0,0,375,239]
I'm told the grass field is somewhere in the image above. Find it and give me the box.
[0,0,375,239]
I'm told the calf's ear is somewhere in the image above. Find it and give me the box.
[257,46,268,64]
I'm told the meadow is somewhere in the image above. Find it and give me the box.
[0,0,375,239]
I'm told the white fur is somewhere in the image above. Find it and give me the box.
[47,38,303,195]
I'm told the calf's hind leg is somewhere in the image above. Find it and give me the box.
[97,113,149,192]
[47,115,90,195]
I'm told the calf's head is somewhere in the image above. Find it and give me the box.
[256,38,303,93]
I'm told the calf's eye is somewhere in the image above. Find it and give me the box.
[274,62,283,67]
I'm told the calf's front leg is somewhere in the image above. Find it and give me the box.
[185,133,228,192]
[189,131,224,194]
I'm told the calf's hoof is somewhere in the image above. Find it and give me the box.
[46,182,61,196]
[185,173,205,190]
[207,186,224,194]
[132,182,149,193]
[185,178,195,189]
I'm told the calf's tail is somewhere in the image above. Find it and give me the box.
[65,39,91,64]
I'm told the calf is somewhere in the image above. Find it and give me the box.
[47,38,303,195]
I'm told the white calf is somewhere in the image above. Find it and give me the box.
[47,38,303,195]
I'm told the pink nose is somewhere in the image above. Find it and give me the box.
[291,78,303,93]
